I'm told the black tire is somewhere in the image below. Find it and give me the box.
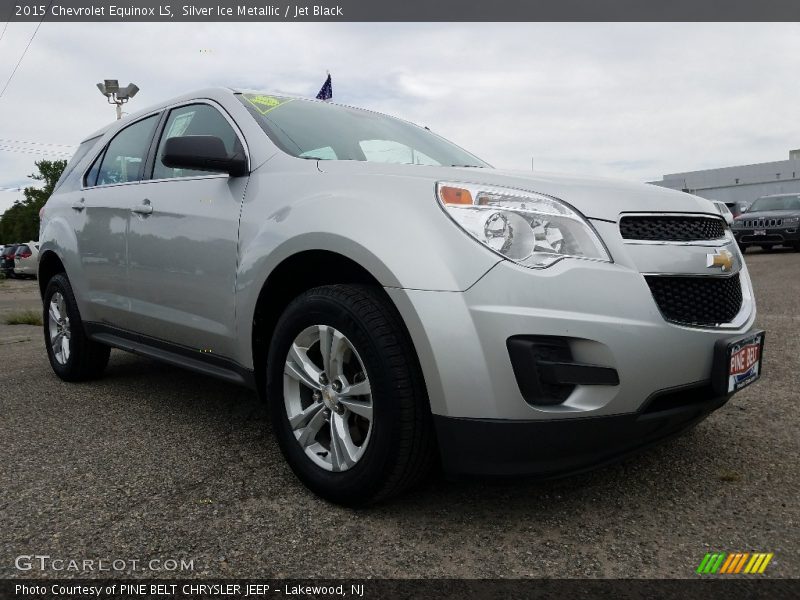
[760,244,774,252]
[738,244,747,254]
[266,284,436,506]
[43,273,110,381]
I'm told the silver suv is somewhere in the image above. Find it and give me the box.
[40,88,764,505]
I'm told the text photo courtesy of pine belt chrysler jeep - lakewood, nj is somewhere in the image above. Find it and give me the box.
[38,88,764,505]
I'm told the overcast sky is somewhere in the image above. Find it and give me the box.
[1,22,800,214]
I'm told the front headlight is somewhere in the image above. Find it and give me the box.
[436,181,610,268]
[784,216,799,225]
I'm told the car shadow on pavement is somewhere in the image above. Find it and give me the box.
[97,349,735,512]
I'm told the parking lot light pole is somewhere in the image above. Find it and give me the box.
[96,79,140,120]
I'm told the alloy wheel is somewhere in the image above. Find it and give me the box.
[283,324,373,472]
[47,291,71,365]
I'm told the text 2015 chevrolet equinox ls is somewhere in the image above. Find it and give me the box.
[39,88,764,505]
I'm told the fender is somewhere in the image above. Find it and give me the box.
[233,163,500,369]
[38,217,86,308]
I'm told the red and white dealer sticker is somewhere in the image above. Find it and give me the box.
[727,333,764,393]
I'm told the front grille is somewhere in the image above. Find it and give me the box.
[620,215,726,241]
[645,273,743,326]
[741,218,783,228]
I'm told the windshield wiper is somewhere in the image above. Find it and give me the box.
[450,164,485,168]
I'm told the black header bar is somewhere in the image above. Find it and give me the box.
[3,0,800,22]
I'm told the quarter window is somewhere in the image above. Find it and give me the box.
[96,115,159,186]
[55,136,100,191]
[84,151,102,187]
[153,104,242,180]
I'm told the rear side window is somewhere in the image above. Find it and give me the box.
[96,115,159,186]
[153,103,242,180]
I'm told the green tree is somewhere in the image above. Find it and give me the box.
[0,159,67,243]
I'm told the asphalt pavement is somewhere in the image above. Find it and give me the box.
[0,248,797,579]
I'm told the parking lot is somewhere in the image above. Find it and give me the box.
[1,249,797,579]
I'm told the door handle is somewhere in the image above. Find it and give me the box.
[71,198,85,211]
[132,199,153,215]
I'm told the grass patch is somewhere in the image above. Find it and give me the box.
[4,310,42,326]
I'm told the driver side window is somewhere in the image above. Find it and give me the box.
[153,104,242,180]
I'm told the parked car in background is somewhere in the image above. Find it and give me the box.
[13,242,40,278]
[712,201,734,226]
[39,88,764,505]
[1,244,20,278]
[732,193,800,252]
[724,201,750,218]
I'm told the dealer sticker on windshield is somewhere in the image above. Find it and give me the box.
[725,331,764,393]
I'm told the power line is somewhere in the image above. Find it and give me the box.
[0,0,53,99]
[0,146,72,158]
[0,138,75,148]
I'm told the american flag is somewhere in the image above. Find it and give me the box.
[316,74,332,101]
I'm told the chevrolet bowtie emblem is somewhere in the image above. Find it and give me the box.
[706,249,734,272]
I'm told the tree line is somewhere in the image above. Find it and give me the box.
[0,159,67,244]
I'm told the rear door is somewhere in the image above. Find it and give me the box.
[75,114,160,327]
[126,101,248,358]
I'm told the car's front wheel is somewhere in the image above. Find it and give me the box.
[43,273,110,381]
[266,284,435,506]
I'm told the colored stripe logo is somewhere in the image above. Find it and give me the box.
[696,552,774,574]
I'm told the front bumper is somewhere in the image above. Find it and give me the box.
[385,220,756,476]
[387,256,755,421]
[434,383,730,476]
[734,227,800,246]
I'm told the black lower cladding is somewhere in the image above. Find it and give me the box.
[435,383,730,477]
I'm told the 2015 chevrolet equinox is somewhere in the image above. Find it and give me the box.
[39,88,764,505]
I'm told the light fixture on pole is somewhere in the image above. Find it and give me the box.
[96,79,140,120]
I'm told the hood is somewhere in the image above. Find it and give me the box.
[735,209,800,220]
[316,161,716,222]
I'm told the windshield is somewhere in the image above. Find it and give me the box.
[238,93,489,168]
[749,195,800,212]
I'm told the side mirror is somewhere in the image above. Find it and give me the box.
[161,135,248,177]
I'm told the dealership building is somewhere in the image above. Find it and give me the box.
[650,149,800,207]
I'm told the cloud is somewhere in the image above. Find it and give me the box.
[1,22,799,216]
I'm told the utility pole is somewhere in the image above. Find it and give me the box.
[96,80,140,120]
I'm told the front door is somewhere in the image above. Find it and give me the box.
[126,102,248,359]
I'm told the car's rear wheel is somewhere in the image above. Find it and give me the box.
[266,284,435,506]
[43,273,110,381]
